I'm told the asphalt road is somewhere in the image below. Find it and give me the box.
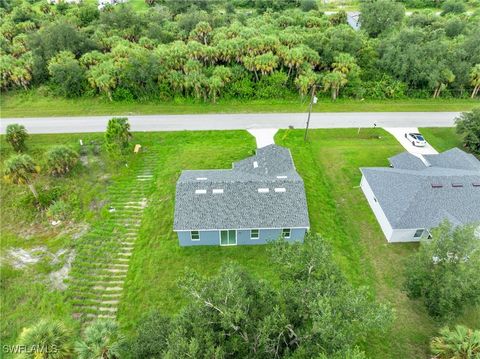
[0,112,460,134]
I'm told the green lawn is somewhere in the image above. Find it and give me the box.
[1,92,478,118]
[2,128,478,358]
[420,127,464,152]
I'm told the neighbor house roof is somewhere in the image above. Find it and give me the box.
[361,148,480,229]
[174,145,310,231]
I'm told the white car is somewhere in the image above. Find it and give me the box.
[405,132,427,147]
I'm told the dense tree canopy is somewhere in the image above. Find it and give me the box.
[131,234,393,358]
[0,0,479,101]
[456,107,480,154]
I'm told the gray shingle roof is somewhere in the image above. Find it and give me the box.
[389,152,426,170]
[361,149,480,229]
[174,145,310,231]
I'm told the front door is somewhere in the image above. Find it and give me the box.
[220,230,237,246]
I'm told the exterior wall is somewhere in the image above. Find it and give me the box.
[176,228,307,247]
[361,175,429,243]
[360,176,394,242]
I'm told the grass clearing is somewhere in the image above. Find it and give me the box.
[420,127,464,152]
[1,92,478,118]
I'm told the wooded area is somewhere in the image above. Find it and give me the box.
[1,0,479,103]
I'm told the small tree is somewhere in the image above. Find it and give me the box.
[105,117,131,156]
[48,51,86,98]
[404,222,480,319]
[46,145,79,176]
[6,123,28,152]
[16,319,73,359]
[75,319,125,359]
[359,0,405,38]
[431,326,480,358]
[3,154,38,199]
[132,311,171,358]
[456,108,480,154]
[470,64,480,98]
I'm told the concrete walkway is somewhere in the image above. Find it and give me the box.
[247,128,278,148]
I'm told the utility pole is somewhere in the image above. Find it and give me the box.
[304,84,317,142]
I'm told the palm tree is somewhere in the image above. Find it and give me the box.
[322,71,347,100]
[16,320,73,359]
[46,146,79,176]
[431,325,480,358]
[470,64,480,98]
[5,123,28,152]
[75,320,125,359]
[3,154,38,199]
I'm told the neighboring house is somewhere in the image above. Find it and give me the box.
[360,148,480,243]
[173,145,310,246]
[98,0,127,10]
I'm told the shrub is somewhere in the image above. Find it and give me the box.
[46,145,79,176]
[16,320,73,359]
[404,222,480,319]
[255,72,292,99]
[3,154,38,199]
[6,123,28,152]
[431,326,480,358]
[47,200,71,220]
[300,0,317,12]
[105,117,131,156]
[441,0,466,15]
[75,319,126,359]
[455,108,480,154]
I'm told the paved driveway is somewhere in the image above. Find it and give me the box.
[384,127,439,157]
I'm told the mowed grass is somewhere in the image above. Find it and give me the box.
[1,91,478,118]
[276,128,479,357]
[420,127,464,152]
[117,131,283,329]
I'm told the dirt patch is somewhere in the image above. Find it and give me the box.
[49,250,75,290]
[3,247,48,269]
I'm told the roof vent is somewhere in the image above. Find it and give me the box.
[473,183,480,187]
[276,175,287,179]
[258,188,269,193]
[195,189,207,194]
[212,189,224,194]
[196,177,207,181]
[274,188,286,193]
[431,184,443,188]
[253,161,258,168]
[451,183,463,188]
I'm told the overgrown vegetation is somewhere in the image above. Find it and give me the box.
[456,107,480,154]
[1,0,479,106]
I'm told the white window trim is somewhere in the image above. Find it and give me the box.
[250,229,259,239]
[219,229,237,246]
[191,231,200,241]
[282,228,291,239]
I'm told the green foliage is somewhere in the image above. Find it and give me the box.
[47,51,85,97]
[105,117,131,156]
[135,233,392,357]
[3,153,36,185]
[360,0,405,37]
[45,145,79,176]
[455,107,480,154]
[431,325,480,359]
[46,200,71,220]
[75,319,126,359]
[404,222,480,320]
[131,311,172,358]
[16,319,73,359]
[441,0,467,15]
[300,0,317,12]
[6,123,28,152]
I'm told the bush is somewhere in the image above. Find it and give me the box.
[441,0,466,15]
[300,0,317,12]
[431,326,480,358]
[255,72,292,99]
[455,108,480,154]
[404,222,480,319]
[6,123,28,152]
[105,117,131,156]
[224,77,255,99]
[47,200,71,220]
[112,87,134,102]
[45,145,79,176]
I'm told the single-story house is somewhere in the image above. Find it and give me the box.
[173,144,310,246]
[360,148,480,243]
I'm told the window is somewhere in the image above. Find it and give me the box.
[282,228,291,239]
[414,229,424,239]
[191,231,200,241]
[251,229,259,239]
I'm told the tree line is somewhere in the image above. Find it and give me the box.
[1,0,479,102]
